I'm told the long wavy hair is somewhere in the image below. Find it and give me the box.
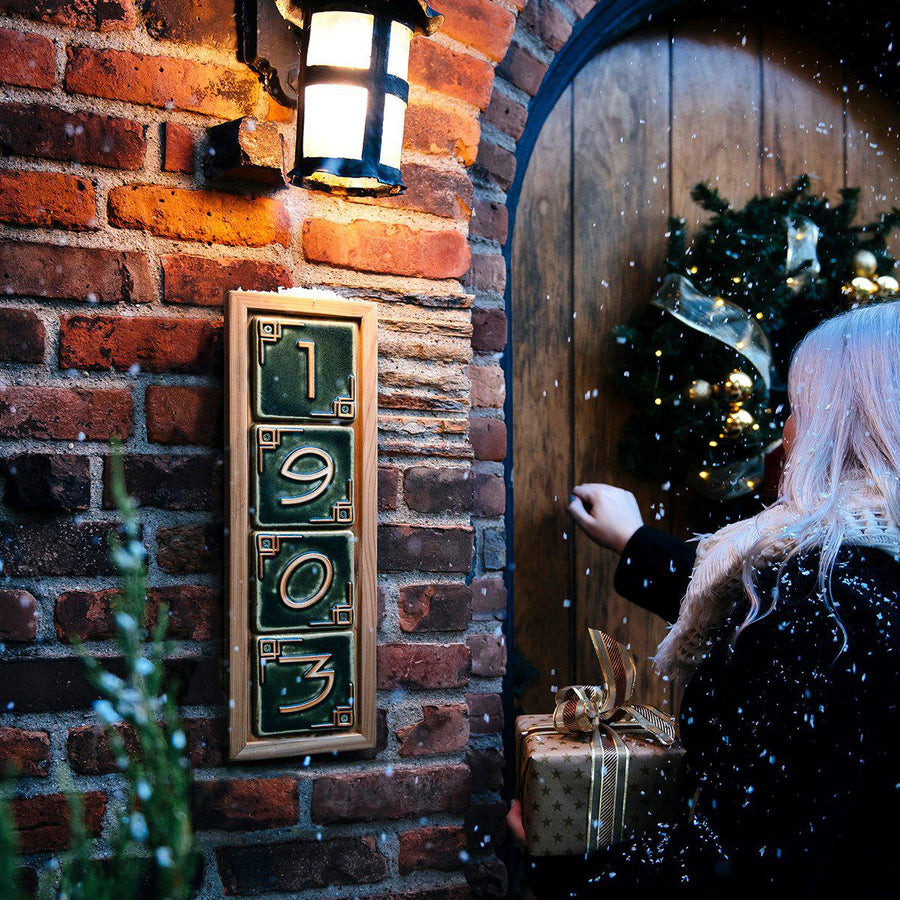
[655,301,900,675]
[742,300,900,628]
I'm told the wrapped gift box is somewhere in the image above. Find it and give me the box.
[516,629,692,857]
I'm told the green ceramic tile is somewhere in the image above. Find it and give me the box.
[253,632,356,737]
[251,424,354,528]
[251,315,357,422]
[252,531,355,632]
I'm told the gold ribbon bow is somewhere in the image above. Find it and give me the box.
[551,629,677,851]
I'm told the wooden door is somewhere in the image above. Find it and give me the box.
[511,18,900,714]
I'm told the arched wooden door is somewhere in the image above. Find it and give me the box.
[511,18,900,714]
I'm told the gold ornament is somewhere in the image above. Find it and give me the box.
[853,249,878,278]
[877,275,899,293]
[720,370,754,405]
[686,379,712,403]
[723,408,754,438]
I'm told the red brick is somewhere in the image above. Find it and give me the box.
[465,254,506,295]
[56,584,220,643]
[378,524,474,572]
[470,416,507,461]
[108,184,289,248]
[0,522,116,577]
[1,454,91,511]
[65,46,261,119]
[59,314,221,374]
[466,857,508,897]
[157,523,223,574]
[0,308,44,362]
[0,385,133,440]
[146,385,223,446]
[467,692,503,733]
[311,764,470,824]
[404,465,474,513]
[162,122,195,173]
[467,747,504,792]
[562,0,595,18]
[396,703,469,757]
[467,633,506,676]
[471,306,507,351]
[0,727,49,777]
[399,825,468,874]
[191,777,298,831]
[374,162,474,220]
[405,100,480,166]
[497,43,549,96]
[143,0,237,49]
[184,717,227,768]
[0,590,38,642]
[471,576,507,617]
[439,0,516,61]
[0,0,138,29]
[522,0,573,52]
[474,140,516,190]
[469,364,505,408]
[378,465,400,511]
[484,88,528,141]
[303,219,470,280]
[102,453,222,510]
[12,792,105,853]
[0,170,96,230]
[0,241,152,304]
[473,474,505,518]
[67,723,137,775]
[398,582,472,632]
[0,28,54,89]
[409,38,495,109]
[0,103,145,170]
[162,254,291,307]
[471,200,509,244]
[378,642,470,689]
[216,836,389,894]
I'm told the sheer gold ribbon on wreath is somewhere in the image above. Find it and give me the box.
[652,273,779,500]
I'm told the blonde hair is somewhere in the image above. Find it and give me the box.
[654,301,900,676]
[741,300,900,633]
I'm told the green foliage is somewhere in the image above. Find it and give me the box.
[59,450,199,900]
[0,449,199,900]
[615,176,900,495]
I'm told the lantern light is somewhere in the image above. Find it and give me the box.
[275,0,443,196]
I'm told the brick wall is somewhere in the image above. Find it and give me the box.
[0,0,591,895]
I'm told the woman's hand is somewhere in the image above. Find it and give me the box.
[507,799,526,848]
[568,483,643,554]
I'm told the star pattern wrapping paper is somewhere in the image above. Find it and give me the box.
[517,714,692,856]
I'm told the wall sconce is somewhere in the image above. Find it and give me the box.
[242,1,443,196]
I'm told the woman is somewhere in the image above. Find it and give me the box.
[508,301,900,898]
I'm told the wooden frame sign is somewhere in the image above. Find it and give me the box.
[226,289,378,760]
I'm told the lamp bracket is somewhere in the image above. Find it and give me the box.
[241,0,304,107]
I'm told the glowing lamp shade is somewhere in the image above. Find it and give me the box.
[289,2,442,196]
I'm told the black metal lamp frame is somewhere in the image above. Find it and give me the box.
[290,3,407,195]
[242,0,442,196]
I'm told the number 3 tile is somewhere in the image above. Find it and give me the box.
[254,632,356,737]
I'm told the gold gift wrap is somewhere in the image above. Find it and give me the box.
[516,629,692,857]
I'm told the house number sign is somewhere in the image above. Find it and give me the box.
[227,289,377,760]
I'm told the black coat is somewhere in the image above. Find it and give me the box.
[526,525,900,899]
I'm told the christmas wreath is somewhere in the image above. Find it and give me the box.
[615,175,900,499]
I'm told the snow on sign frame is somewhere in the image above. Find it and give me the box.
[226,289,378,760]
